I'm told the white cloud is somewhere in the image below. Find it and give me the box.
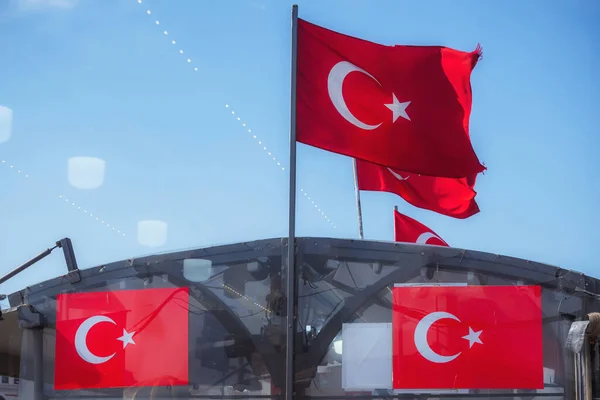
[137,220,168,247]
[17,0,78,11]
[68,156,106,189]
[0,106,13,143]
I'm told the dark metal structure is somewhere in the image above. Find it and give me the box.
[0,237,598,399]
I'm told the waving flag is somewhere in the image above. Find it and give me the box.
[394,210,448,246]
[357,159,480,219]
[296,18,485,178]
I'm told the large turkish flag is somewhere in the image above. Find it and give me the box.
[296,18,485,179]
[54,287,189,390]
[392,285,543,389]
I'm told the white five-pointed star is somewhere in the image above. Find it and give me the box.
[461,327,483,348]
[117,329,136,349]
[385,94,411,122]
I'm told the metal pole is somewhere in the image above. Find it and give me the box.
[0,247,55,286]
[285,5,299,400]
[32,328,44,400]
[352,158,364,239]
[393,205,399,242]
[585,337,593,400]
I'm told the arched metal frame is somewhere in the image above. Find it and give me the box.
[292,238,588,394]
[10,239,287,395]
[4,237,599,398]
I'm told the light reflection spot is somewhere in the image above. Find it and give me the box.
[68,156,106,189]
[0,106,12,143]
[137,220,168,247]
[183,259,212,282]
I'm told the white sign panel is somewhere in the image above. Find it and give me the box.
[341,322,392,390]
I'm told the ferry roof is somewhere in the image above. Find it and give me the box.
[0,237,597,396]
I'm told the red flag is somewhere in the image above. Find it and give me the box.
[54,287,189,390]
[394,210,448,246]
[392,285,543,389]
[296,18,485,179]
[357,159,480,219]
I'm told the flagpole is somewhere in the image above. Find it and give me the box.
[393,205,398,241]
[352,158,365,239]
[285,4,299,400]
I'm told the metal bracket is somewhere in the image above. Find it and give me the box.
[65,269,81,284]
[56,238,81,284]
[17,304,44,329]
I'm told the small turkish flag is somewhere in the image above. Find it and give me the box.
[357,159,480,219]
[54,287,189,390]
[394,210,448,246]
[296,18,485,179]
[392,285,543,389]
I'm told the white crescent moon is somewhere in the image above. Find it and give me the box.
[327,61,382,130]
[416,232,446,246]
[387,168,410,181]
[414,311,461,363]
[74,315,117,364]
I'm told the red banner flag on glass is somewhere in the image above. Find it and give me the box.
[54,287,189,390]
[394,210,448,246]
[357,159,480,219]
[296,18,485,179]
[392,285,543,389]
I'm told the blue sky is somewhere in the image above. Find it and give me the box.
[0,0,598,301]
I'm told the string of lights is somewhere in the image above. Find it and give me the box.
[223,283,271,314]
[1,159,127,237]
[224,104,336,228]
[136,0,336,229]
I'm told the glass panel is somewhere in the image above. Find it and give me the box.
[4,237,600,399]
[15,239,286,399]
[295,239,581,399]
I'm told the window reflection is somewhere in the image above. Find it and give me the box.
[294,241,577,399]
[0,105,12,143]
[0,238,595,398]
